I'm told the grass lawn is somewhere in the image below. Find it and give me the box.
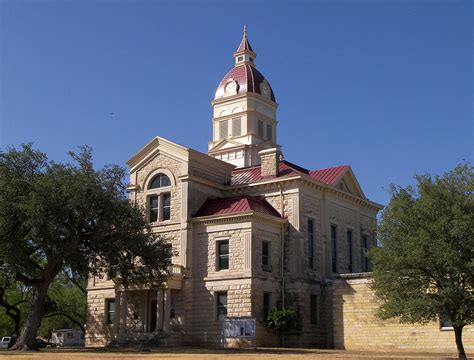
[0,347,463,360]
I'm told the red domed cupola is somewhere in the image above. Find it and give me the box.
[214,26,276,102]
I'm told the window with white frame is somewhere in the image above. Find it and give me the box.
[147,173,172,223]
[440,318,453,330]
[106,299,115,325]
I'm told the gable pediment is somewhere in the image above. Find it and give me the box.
[334,169,366,199]
[127,136,190,174]
[209,138,245,153]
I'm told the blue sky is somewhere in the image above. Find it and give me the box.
[0,0,472,206]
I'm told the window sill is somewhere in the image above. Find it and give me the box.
[440,327,454,331]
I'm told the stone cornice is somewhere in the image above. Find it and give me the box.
[178,174,226,190]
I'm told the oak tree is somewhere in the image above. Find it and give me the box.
[369,163,473,359]
[0,144,170,350]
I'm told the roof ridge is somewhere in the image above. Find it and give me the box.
[310,164,349,172]
[281,160,309,174]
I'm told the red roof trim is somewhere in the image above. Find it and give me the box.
[193,195,281,219]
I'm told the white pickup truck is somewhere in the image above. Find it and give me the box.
[0,337,11,349]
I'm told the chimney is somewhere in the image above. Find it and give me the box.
[259,147,282,178]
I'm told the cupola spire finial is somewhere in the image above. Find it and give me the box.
[234,25,255,65]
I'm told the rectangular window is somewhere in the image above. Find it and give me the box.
[216,292,228,320]
[331,225,338,273]
[308,219,314,269]
[217,240,229,270]
[262,241,271,271]
[263,292,271,320]
[107,262,118,280]
[347,229,353,273]
[219,120,228,140]
[149,195,159,222]
[232,117,241,137]
[310,295,319,325]
[106,299,115,325]
[162,193,171,221]
[266,124,272,141]
[164,244,172,262]
[440,318,453,330]
[362,235,369,272]
[257,120,264,138]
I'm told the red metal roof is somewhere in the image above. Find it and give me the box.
[193,195,281,218]
[214,64,275,101]
[236,36,254,53]
[230,161,349,186]
[309,166,348,185]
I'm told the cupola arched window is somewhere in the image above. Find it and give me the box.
[147,172,172,223]
[148,173,171,189]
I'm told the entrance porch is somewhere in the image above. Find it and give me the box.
[112,265,184,344]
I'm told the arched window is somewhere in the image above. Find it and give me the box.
[149,173,171,189]
[147,172,172,223]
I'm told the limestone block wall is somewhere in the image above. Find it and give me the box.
[333,275,474,353]
[253,227,281,278]
[327,199,376,274]
[300,191,323,280]
[194,223,251,278]
[252,278,281,347]
[170,289,185,332]
[152,229,181,264]
[190,279,252,346]
[85,287,115,347]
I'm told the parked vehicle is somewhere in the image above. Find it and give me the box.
[0,337,11,349]
[51,329,84,347]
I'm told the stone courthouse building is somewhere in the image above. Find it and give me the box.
[86,30,473,353]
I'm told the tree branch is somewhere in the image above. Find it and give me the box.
[43,312,85,333]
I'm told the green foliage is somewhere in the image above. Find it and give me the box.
[368,163,473,358]
[0,144,171,348]
[265,308,294,333]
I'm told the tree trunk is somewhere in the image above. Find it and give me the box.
[11,263,62,351]
[453,324,467,360]
[13,314,20,338]
[10,284,48,350]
